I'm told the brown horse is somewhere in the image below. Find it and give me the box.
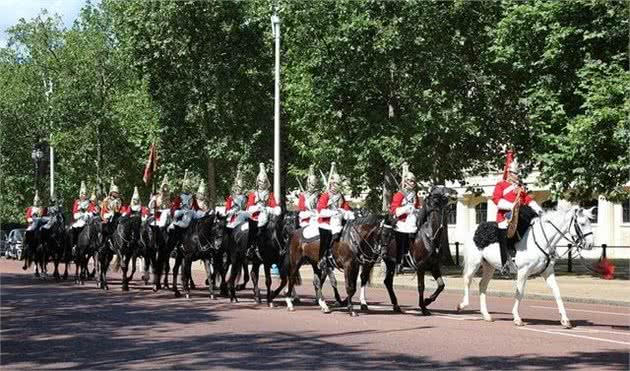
[381,186,457,315]
[281,214,383,316]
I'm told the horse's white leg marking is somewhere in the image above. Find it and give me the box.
[318,298,330,313]
[541,270,571,328]
[512,268,529,326]
[479,260,495,322]
[360,284,368,306]
[458,246,481,312]
[285,296,294,311]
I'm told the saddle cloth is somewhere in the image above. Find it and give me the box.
[300,224,320,243]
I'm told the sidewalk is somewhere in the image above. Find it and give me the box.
[189,261,630,307]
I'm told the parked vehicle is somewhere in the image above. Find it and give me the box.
[6,229,25,260]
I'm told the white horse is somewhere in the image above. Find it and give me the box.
[457,205,595,328]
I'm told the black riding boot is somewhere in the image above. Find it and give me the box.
[498,228,517,275]
[318,228,332,271]
[380,225,393,259]
[247,219,258,258]
[395,231,411,273]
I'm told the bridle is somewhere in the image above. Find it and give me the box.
[347,219,382,264]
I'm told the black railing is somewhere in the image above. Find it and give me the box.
[449,242,630,273]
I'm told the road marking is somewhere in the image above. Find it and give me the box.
[519,327,630,346]
[530,305,630,317]
[555,328,630,337]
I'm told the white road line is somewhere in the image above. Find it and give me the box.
[556,329,630,336]
[530,305,630,317]
[519,327,630,346]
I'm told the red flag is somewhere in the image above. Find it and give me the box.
[502,149,514,180]
[143,143,158,185]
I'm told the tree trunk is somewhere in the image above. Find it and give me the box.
[207,159,216,209]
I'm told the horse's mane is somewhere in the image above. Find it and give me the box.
[539,204,574,226]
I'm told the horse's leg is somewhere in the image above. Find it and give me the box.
[345,262,360,317]
[152,252,163,292]
[285,262,298,312]
[142,254,151,285]
[479,260,496,322]
[172,254,182,297]
[121,254,131,291]
[541,270,571,328]
[417,267,431,315]
[511,267,529,326]
[383,260,401,312]
[264,263,274,307]
[128,255,137,282]
[313,265,331,314]
[53,256,60,280]
[204,258,216,300]
[424,263,445,307]
[227,256,242,303]
[251,260,261,304]
[236,262,249,291]
[328,270,345,306]
[359,263,373,311]
[183,258,192,299]
[163,258,171,290]
[74,254,81,284]
[457,253,482,312]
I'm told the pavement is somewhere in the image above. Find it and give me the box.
[1,259,629,370]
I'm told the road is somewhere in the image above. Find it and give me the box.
[1,259,628,370]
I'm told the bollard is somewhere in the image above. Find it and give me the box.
[602,244,607,259]
[455,242,460,266]
[567,244,572,273]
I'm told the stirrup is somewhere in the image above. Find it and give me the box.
[501,259,517,275]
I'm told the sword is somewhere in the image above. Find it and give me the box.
[296,178,305,193]
[319,169,328,189]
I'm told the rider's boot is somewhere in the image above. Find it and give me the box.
[498,228,517,275]
[318,228,331,271]
[380,221,393,260]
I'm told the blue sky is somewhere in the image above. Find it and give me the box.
[0,0,88,47]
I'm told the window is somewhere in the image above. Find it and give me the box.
[579,199,598,224]
[542,199,557,212]
[446,203,457,225]
[623,200,630,224]
[475,202,487,224]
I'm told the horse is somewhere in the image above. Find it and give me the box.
[150,217,174,292]
[22,218,48,278]
[282,214,383,316]
[249,212,288,307]
[171,212,217,299]
[380,186,457,315]
[457,205,595,328]
[74,217,102,285]
[110,214,142,291]
[40,207,70,280]
[95,213,122,290]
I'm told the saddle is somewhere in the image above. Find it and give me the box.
[300,224,320,243]
[473,205,538,250]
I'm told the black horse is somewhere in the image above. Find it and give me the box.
[95,213,123,290]
[74,217,102,285]
[22,218,48,278]
[40,207,70,280]
[381,185,457,315]
[171,213,217,299]
[111,214,142,291]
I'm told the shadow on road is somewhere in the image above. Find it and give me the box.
[1,273,628,369]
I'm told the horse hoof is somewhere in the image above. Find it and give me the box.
[514,319,525,327]
[152,286,158,293]
[210,295,216,300]
[393,305,403,313]
[80,281,85,286]
[174,291,181,298]
[322,308,331,314]
[288,307,295,312]
[456,304,465,313]
[350,311,358,317]
[185,294,190,300]
[423,298,433,307]
[293,298,301,304]
[483,315,494,322]
[122,286,129,292]
[421,309,432,316]
[268,302,275,308]
[561,319,572,329]
[360,304,369,311]
[104,286,109,291]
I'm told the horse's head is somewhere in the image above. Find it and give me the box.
[572,206,595,250]
[426,186,457,210]
[213,215,227,249]
[351,214,383,246]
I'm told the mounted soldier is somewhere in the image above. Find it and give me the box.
[224,168,248,230]
[195,181,211,218]
[25,191,48,231]
[169,171,199,230]
[89,188,101,218]
[317,162,354,270]
[122,186,149,221]
[101,179,123,224]
[72,181,96,243]
[246,163,281,241]
[383,162,422,268]
[297,165,320,228]
[492,153,543,274]
[148,176,172,228]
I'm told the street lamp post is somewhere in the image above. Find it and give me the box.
[271,12,281,201]
[44,79,55,200]
[31,144,44,191]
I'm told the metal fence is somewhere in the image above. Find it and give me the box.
[449,242,630,273]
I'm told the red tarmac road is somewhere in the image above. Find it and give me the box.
[1,259,628,370]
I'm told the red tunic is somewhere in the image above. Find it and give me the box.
[298,192,319,224]
[225,195,246,224]
[25,207,48,223]
[246,192,277,221]
[389,191,421,222]
[72,199,96,221]
[316,192,350,225]
[170,195,199,216]
[121,205,149,218]
[492,180,533,223]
